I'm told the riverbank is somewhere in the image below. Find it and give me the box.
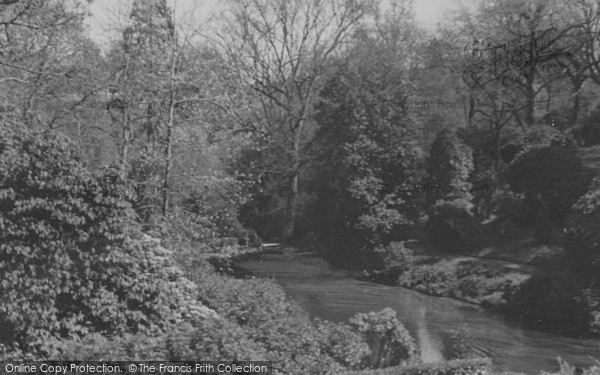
[363,239,553,310]
[202,242,284,273]
[232,249,600,373]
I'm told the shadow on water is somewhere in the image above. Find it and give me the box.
[233,250,600,374]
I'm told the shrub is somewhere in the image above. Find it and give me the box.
[0,127,196,357]
[504,142,591,223]
[504,269,598,337]
[194,271,353,374]
[575,104,600,147]
[55,332,168,361]
[506,178,600,338]
[316,319,371,370]
[491,188,533,227]
[447,331,478,360]
[342,358,492,375]
[565,177,600,270]
[349,308,420,368]
[165,319,268,361]
[425,199,482,252]
[541,359,600,375]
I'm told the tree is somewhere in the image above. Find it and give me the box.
[577,1,600,87]
[423,129,480,252]
[504,136,592,224]
[311,64,421,247]
[105,0,176,181]
[221,0,372,240]
[0,0,103,131]
[425,129,474,205]
[106,1,239,218]
[462,0,575,128]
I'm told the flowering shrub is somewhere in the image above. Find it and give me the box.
[349,308,420,368]
[0,127,197,357]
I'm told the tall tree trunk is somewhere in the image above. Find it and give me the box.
[525,78,535,126]
[162,56,177,216]
[525,37,536,127]
[469,96,476,128]
[465,95,476,128]
[120,107,129,179]
[492,124,501,170]
[162,120,173,216]
[283,126,302,241]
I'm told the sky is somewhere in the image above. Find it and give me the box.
[85,0,464,49]
[412,0,460,26]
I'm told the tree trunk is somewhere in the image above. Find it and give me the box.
[120,106,129,179]
[283,126,301,241]
[492,124,501,170]
[525,78,535,126]
[467,96,476,128]
[525,38,536,127]
[162,121,173,216]
[162,56,177,216]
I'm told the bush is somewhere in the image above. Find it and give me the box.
[0,127,197,357]
[541,359,600,375]
[343,358,492,375]
[506,178,600,338]
[165,319,268,362]
[565,177,600,270]
[491,188,534,227]
[574,104,600,147]
[425,199,482,252]
[55,332,168,361]
[316,319,371,370]
[349,308,420,368]
[194,271,361,374]
[446,331,478,360]
[504,142,592,223]
[504,269,598,337]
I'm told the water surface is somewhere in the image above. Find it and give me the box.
[235,250,600,374]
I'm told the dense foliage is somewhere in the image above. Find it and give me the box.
[504,142,592,224]
[505,177,600,337]
[55,265,421,375]
[0,123,422,374]
[343,358,492,375]
[424,129,474,205]
[349,308,420,368]
[423,130,479,252]
[0,125,198,357]
[309,68,421,249]
[4,0,600,370]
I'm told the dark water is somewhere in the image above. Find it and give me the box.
[234,250,600,374]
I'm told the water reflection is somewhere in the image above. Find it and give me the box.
[235,251,600,374]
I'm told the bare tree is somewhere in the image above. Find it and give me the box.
[220,0,372,239]
[0,0,93,128]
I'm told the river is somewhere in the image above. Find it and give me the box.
[234,249,600,374]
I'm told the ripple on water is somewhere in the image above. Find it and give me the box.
[236,252,600,374]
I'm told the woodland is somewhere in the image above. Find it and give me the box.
[1,0,600,374]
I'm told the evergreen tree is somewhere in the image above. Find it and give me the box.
[425,129,474,207]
